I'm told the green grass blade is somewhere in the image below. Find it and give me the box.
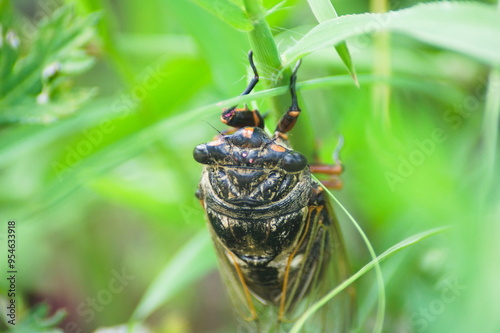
[307,0,339,21]
[192,0,253,31]
[319,182,386,333]
[482,68,500,187]
[307,0,358,85]
[130,230,216,321]
[290,226,449,333]
[334,43,357,85]
[283,2,500,68]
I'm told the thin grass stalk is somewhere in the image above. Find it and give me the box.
[481,1,500,195]
[306,0,358,85]
[370,0,391,129]
[482,70,500,187]
[290,178,386,333]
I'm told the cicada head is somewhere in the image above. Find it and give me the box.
[193,126,310,207]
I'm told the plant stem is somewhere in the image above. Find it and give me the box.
[242,0,289,119]
[242,0,282,81]
[242,0,314,157]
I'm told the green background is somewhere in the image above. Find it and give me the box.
[0,0,499,332]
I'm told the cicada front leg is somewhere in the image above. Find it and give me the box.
[274,60,302,141]
[220,50,265,130]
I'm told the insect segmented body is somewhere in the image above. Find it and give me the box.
[194,52,351,332]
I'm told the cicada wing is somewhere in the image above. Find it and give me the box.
[280,185,354,332]
[315,192,354,332]
[206,222,282,333]
[206,225,257,320]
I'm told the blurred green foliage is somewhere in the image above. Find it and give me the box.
[0,3,97,125]
[0,0,499,332]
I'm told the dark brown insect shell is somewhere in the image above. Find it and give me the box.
[193,127,307,172]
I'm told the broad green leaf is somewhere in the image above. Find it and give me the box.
[130,231,216,321]
[307,0,358,84]
[283,2,500,68]
[192,0,253,31]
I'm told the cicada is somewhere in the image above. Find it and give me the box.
[194,51,352,332]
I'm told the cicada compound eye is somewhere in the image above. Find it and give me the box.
[193,144,211,164]
[282,151,307,172]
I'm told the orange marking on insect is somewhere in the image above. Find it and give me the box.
[242,127,254,138]
[274,132,289,141]
[289,111,300,117]
[270,144,286,152]
[208,138,224,146]
[252,110,261,126]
